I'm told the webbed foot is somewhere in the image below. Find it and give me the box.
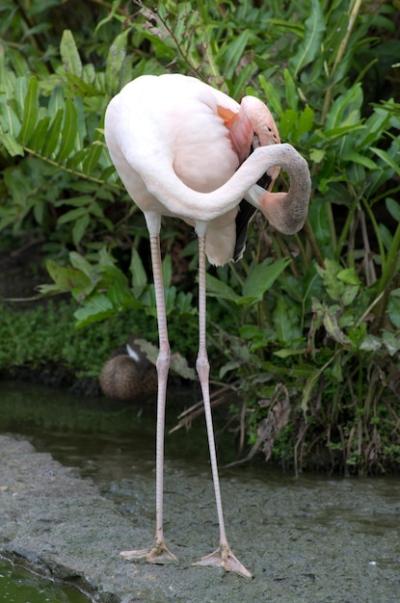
[121,541,177,564]
[193,544,252,578]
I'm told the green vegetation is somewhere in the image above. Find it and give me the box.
[0,299,198,378]
[0,0,399,474]
[0,301,145,378]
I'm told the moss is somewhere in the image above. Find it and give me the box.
[0,299,201,379]
[0,301,152,378]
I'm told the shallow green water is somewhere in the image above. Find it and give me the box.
[0,559,90,603]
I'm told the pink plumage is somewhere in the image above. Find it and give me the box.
[104,73,311,578]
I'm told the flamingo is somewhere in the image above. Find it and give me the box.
[104,73,311,579]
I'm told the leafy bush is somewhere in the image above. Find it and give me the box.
[0,0,399,473]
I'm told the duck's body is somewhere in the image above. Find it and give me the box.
[100,340,157,401]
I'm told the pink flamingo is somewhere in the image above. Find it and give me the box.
[105,73,311,578]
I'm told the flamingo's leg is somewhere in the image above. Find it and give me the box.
[121,212,177,564]
[193,223,252,579]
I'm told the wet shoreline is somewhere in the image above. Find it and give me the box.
[1,382,400,602]
[1,431,400,602]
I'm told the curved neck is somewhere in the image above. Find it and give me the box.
[127,143,311,227]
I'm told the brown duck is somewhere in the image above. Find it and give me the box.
[99,339,157,401]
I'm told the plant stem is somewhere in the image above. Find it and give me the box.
[304,220,324,266]
[360,195,386,265]
[373,221,400,325]
[321,0,363,123]
[377,221,400,294]
[25,147,122,190]
[326,203,337,250]
[294,233,308,268]
[276,234,299,277]
[336,205,355,259]
[150,4,203,79]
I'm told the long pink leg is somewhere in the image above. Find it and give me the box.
[121,212,176,564]
[193,224,252,579]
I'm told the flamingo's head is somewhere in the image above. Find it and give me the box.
[241,98,310,235]
[241,96,281,184]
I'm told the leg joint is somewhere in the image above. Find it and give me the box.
[156,345,170,373]
[196,352,210,379]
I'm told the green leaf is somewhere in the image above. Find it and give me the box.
[105,31,128,93]
[357,108,391,147]
[57,207,87,225]
[337,268,360,286]
[60,30,82,77]
[243,257,290,301]
[135,338,158,365]
[219,360,241,379]
[42,109,63,157]
[322,124,365,140]
[371,147,400,177]
[379,223,393,250]
[100,265,140,311]
[162,254,172,288]
[342,287,359,306]
[74,294,114,329]
[343,152,378,170]
[258,74,282,115]
[72,214,90,246]
[57,98,78,162]
[223,30,252,80]
[170,352,196,380]
[298,105,314,136]
[14,76,28,120]
[279,109,298,140]
[327,84,363,130]
[69,252,97,282]
[68,148,88,170]
[382,330,400,356]
[322,309,350,345]
[18,75,38,145]
[359,335,381,353]
[386,197,400,221]
[310,148,325,163]
[29,115,50,153]
[301,369,320,413]
[317,259,343,301]
[388,289,400,328]
[0,130,23,156]
[272,296,301,343]
[44,259,91,301]
[284,68,298,110]
[290,0,325,77]
[82,141,103,174]
[206,274,240,303]
[274,348,307,358]
[165,286,177,315]
[0,100,21,138]
[130,248,147,296]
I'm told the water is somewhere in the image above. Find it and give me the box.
[0,559,89,603]
[1,380,400,602]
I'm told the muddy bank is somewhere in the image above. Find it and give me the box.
[0,434,399,602]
